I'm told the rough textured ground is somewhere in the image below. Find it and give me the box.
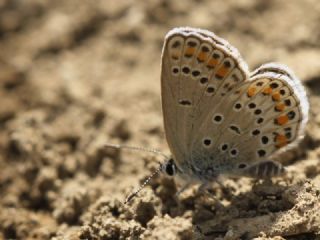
[0,0,320,239]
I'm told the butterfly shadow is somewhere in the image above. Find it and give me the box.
[188,178,318,239]
[152,176,315,239]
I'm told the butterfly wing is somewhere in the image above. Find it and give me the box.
[161,27,249,171]
[190,62,309,175]
[237,64,308,168]
[161,27,308,179]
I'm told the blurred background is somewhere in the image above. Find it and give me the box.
[0,0,320,239]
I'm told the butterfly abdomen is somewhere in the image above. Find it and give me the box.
[244,160,285,178]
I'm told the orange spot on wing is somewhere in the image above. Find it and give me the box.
[247,87,256,97]
[276,115,289,125]
[275,134,288,148]
[197,52,207,62]
[171,54,179,60]
[272,92,281,101]
[207,58,219,68]
[262,87,272,95]
[216,66,228,78]
[275,103,285,111]
[185,47,195,56]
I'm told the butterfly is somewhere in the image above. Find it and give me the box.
[160,27,309,186]
[107,27,309,203]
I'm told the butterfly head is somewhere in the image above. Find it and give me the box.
[161,158,178,177]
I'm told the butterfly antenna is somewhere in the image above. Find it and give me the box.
[124,163,163,204]
[104,143,170,160]
[104,143,169,204]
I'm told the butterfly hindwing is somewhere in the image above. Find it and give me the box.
[234,64,309,164]
[190,63,308,176]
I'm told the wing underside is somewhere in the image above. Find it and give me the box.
[161,27,308,175]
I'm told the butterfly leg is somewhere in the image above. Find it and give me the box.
[198,182,216,200]
[243,160,286,179]
[176,181,192,196]
[198,182,210,193]
[197,182,226,208]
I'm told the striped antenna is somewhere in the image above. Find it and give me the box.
[104,143,169,204]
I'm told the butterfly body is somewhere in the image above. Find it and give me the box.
[161,27,309,182]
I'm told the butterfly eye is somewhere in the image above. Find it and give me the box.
[163,159,177,176]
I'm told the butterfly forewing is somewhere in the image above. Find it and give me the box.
[162,27,248,168]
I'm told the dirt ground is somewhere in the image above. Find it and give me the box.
[0,0,320,239]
